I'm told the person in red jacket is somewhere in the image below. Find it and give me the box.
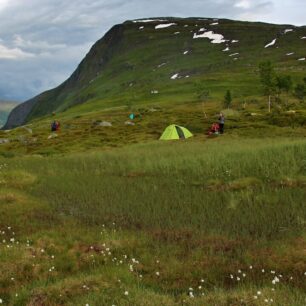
[208,123,220,135]
[55,121,60,131]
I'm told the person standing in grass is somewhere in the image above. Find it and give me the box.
[218,112,225,134]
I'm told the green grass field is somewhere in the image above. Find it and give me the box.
[0,136,306,305]
[1,16,306,306]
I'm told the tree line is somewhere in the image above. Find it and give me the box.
[259,61,306,112]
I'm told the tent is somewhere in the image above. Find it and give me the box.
[160,124,193,140]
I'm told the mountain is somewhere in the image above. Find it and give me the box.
[0,100,18,128]
[4,17,306,129]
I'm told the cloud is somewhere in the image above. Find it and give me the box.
[0,0,304,102]
[0,43,34,59]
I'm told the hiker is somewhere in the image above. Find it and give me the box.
[218,112,225,134]
[51,121,57,132]
[55,121,60,131]
[51,120,60,132]
[208,122,220,135]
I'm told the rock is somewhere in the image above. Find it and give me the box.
[0,138,9,144]
[125,121,135,126]
[48,133,58,139]
[99,121,112,127]
[148,108,158,112]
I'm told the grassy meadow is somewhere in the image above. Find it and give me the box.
[1,16,306,304]
[0,137,306,305]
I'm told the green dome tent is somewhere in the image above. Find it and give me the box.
[160,124,193,140]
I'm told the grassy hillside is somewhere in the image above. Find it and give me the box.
[4,17,306,128]
[0,138,305,305]
[1,96,306,156]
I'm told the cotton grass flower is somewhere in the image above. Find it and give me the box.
[124,291,129,296]
[272,276,279,285]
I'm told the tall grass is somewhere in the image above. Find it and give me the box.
[11,138,306,240]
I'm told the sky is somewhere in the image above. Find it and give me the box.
[0,0,305,102]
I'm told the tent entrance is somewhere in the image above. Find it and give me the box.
[175,126,185,139]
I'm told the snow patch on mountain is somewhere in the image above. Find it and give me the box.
[193,31,226,44]
[158,63,167,68]
[265,39,276,48]
[171,73,179,80]
[133,19,167,23]
[155,23,177,29]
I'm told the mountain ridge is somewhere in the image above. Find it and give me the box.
[0,100,18,128]
[3,17,306,129]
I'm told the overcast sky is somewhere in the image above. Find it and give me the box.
[0,0,305,102]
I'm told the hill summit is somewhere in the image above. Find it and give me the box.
[4,17,306,129]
